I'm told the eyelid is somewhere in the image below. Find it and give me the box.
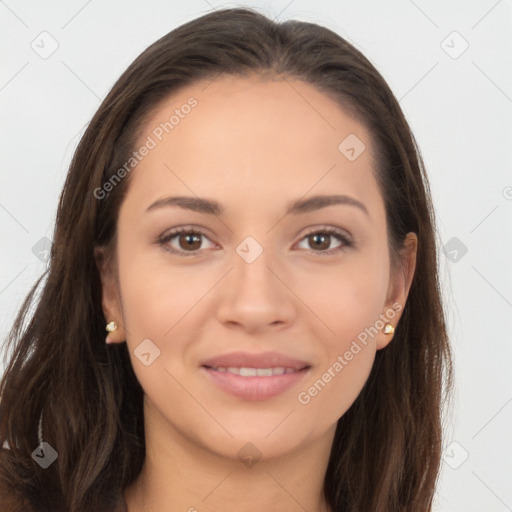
[157,224,353,256]
[157,225,217,255]
[300,224,352,242]
[295,225,353,254]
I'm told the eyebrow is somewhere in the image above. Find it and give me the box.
[146,194,369,217]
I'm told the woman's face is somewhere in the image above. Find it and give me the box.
[98,75,416,462]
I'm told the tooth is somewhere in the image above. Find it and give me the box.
[239,367,257,377]
[256,368,273,376]
[218,366,299,376]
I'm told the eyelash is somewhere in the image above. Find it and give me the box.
[157,225,353,257]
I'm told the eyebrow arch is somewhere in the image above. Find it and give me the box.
[146,194,369,217]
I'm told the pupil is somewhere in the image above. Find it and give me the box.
[312,234,329,250]
[182,234,200,249]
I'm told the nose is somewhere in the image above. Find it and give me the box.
[216,245,297,333]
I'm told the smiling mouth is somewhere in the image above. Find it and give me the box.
[201,365,311,401]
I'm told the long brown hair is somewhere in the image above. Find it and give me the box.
[0,7,453,511]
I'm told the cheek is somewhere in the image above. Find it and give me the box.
[295,250,389,343]
[117,240,206,338]
[296,342,376,429]
[291,246,389,418]
[292,264,385,423]
[115,246,202,410]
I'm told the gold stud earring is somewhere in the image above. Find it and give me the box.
[383,324,395,335]
[106,321,118,332]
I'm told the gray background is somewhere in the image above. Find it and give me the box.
[1,1,511,510]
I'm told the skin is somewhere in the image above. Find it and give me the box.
[96,74,417,512]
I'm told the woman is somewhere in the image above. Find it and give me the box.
[0,7,453,512]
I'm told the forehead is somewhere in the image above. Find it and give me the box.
[122,75,383,220]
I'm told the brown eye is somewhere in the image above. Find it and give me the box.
[177,233,202,251]
[158,228,215,256]
[307,233,331,251]
[297,228,352,254]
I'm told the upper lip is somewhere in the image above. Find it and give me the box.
[202,351,310,370]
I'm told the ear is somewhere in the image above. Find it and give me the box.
[94,246,126,344]
[376,232,418,350]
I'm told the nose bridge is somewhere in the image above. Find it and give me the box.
[216,233,295,329]
[232,234,280,297]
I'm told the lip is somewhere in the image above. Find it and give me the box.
[201,350,310,371]
[201,351,311,401]
[201,366,310,401]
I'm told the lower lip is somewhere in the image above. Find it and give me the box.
[201,366,310,401]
